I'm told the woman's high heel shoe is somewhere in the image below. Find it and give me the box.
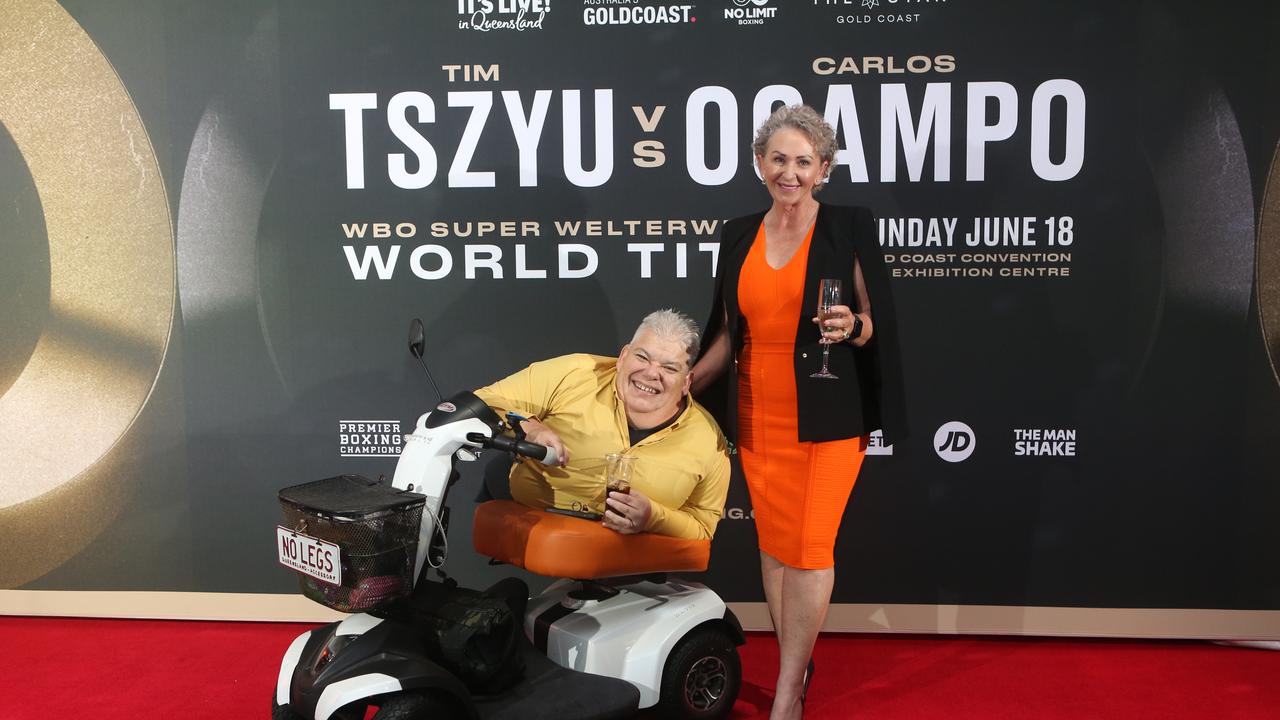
[801,657,815,704]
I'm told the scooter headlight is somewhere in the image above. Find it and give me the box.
[312,632,358,674]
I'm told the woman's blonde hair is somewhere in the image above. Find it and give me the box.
[752,104,837,192]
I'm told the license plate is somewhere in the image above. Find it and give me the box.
[277,526,342,586]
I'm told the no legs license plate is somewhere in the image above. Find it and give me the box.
[277,526,342,586]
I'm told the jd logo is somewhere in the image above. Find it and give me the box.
[934,421,976,463]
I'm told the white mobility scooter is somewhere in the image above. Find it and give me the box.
[273,320,743,719]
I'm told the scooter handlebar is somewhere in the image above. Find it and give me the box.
[467,432,559,466]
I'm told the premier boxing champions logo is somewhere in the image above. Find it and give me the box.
[457,0,551,32]
[339,420,404,457]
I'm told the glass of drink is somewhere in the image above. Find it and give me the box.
[810,278,842,379]
[604,453,635,495]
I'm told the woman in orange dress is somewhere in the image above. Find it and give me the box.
[693,105,906,720]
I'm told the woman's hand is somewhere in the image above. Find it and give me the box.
[690,316,731,395]
[603,490,652,534]
[811,304,872,346]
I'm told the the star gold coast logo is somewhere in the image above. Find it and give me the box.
[457,0,551,32]
[813,0,952,26]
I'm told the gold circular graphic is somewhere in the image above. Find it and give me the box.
[1259,141,1280,388]
[0,0,175,586]
[0,125,49,396]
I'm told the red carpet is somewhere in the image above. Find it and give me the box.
[1,616,1277,719]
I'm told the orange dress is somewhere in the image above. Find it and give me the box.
[737,223,868,569]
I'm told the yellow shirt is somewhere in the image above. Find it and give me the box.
[475,354,730,540]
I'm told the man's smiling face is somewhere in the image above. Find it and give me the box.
[616,329,692,429]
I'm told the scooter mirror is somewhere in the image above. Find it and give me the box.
[408,318,426,359]
[407,317,444,401]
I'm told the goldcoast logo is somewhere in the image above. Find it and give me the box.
[583,1,696,26]
[934,421,975,463]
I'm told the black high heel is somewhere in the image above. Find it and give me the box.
[801,657,815,704]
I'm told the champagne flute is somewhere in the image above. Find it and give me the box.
[810,278,842,379]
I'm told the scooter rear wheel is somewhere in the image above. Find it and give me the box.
[370,690,463,720]
[656,625,742,719]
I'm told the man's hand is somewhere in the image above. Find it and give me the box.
[603,490,652,534]
[520,418,568,466]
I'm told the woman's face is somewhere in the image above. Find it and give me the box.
[756,127,829,206]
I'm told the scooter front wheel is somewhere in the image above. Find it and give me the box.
[271,699,305,720]
[370,690,464,720]
[656,625,742,719]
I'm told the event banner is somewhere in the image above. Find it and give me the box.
[2,0,1278,620]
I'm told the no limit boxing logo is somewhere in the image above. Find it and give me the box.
[725,0,777,25]
[934,420,975,462]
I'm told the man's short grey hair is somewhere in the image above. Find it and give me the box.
[632,309,701,367]
[751,104,838,192]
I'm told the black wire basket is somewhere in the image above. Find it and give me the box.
[278,475,425,613]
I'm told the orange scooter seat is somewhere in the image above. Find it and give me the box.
[472,500,710,578]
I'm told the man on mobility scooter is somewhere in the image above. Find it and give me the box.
[274,310,743,720]
[475,308,730,540]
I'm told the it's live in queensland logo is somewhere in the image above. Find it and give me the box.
[339,420,404,457]
[725,0,777,25]
[457,0,551,31]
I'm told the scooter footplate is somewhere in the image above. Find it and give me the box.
[473,639,638,719]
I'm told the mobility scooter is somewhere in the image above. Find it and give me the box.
[272,320,743,719]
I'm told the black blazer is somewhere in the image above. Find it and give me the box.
[698,203,908,444]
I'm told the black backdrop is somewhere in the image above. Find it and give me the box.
[5,0,1279,616]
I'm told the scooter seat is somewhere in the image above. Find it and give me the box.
[472,500,710,578]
